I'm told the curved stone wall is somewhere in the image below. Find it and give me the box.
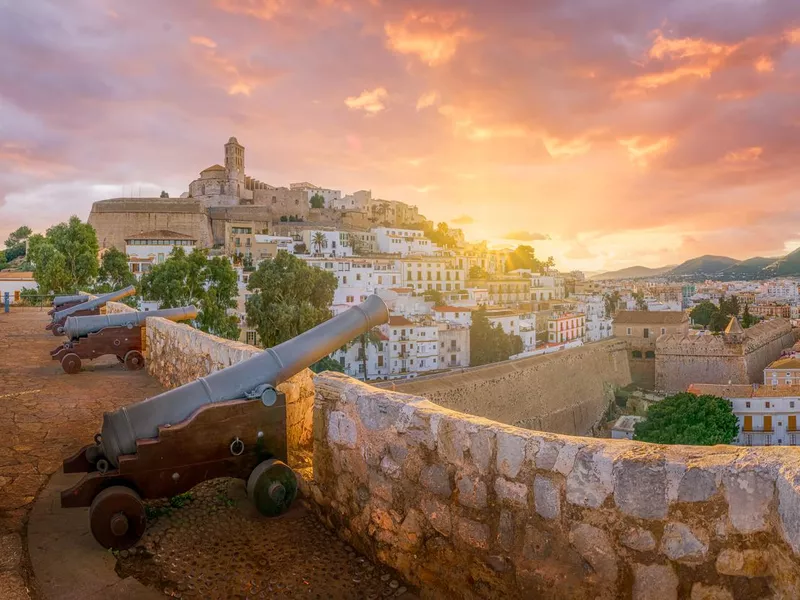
[381,338,631,436]
[309,372,800,599]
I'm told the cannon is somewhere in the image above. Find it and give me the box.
[51,306,198,374]
[47,286,136,336]
[48,293,90,315]
[60,295,389,550]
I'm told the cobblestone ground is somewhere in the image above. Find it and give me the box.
[1,308,416,600]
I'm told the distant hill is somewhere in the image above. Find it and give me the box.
[719,257,775,279]
[590,265,676,281]
[763,247,800,277]
[667,255,739,278]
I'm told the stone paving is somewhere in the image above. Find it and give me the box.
[1,308,416,599]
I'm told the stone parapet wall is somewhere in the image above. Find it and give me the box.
[105,301,136,314]
[308,372,800,599]
[144,318,314,461]
[381,339,631,436]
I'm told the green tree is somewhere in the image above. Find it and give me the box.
[160,190,170,198]
[633,393,738,445]
[742,303,755,328]
[604,290,621,316]
[27,217,99,293]
[469,265,489,279]
[311,232,326,255]
[4,225,32,261]
[718,295,740,317]
[309,193,325,209]
[245,251,337,348]
[349,235,366,256]
[690,301,716,328]
[310,356,345,374]
[424,289,444,304]
[708,310,730,333]
[470,307,521,366]
[633,291,648,311]
[0,250,6,271]
[95,247,136,293]
[140,247,240,340]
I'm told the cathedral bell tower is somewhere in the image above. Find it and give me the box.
[224,137,245,196]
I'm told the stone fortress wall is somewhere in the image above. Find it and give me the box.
[88,198,214,251]
[135,314,800,598]
[655,319,796,393]
[380,338,632,436]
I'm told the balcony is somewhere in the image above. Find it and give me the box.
[742,427,774,433]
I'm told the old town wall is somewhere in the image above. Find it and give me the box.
[309,372,800,600]
[142,317,314,460]
[381,339,631,436]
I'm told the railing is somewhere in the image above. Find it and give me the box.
[742,427,775,433]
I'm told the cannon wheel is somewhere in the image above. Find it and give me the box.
[61,353,82,375]
[88,486,146,550]
[247,459,298,517]
[124,350,145,371]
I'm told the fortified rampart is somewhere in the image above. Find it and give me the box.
[655,319,796,393]
[88,198,214,251]
[379,339,632,436]
[135,314,800,598]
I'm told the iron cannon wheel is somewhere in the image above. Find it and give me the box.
[247,459,298,517]
[61,353,82,375]
[88,486,146,550]
[124,350,145,371]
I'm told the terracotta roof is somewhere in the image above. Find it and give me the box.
[201,164,225,172]
[388,315,414,326]
[0,271,34,280]
[614,310,688,325]
[125,230,197,241]
[687,383,755,398]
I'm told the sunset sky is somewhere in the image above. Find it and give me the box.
[2,0,800,272]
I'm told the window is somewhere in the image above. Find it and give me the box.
[645,351,655,359]
[627,327,632,336]
[766,401,771,409]
[661,328,666,335]
[746,401,751,408]
[378,356,384,367]
[643,328,650,339]
[632,350,642,359]
[792,401,796,408]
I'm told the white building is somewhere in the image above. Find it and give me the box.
[763,280,800,300]
[433,306,472,327]
[438,324,470,369]
[0,272,37,303]
[381,315,441,379]
[611,416,645,440]
[332,330,389,380]
[333,189,372,211]
[301,229,354,258]
[290,182,341,208]
[400,257,467,294]
[253,234,295,256]
[547,313,586,344]
[373,227,437,256]
[125,230,197,279]
[575,295,613,343]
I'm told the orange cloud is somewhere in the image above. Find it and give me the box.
[0,144,73,177]
[618,136,674,167]
[213,0,286,20]
[344,87,388,113]
[724,146,763,163]
[384,11,478,66]
[189,36,217,49]
[542,135,593,159]
[416,90,439,110]
[754,56,774,73]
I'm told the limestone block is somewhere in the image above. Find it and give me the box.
[715,549,770,577]
[614,458,668,520]
[620,527,656,552]
[497,510,515,551]
[496,430,528,479]
[535,439,561,470]
[553,441,582,476]
[690,583,733,600]
[777,472,800,555]
[469,427,496,476]
[569,523,618,583]
[632,563,678,600]
[722,470,774,533]
[495,477,528,508]
[357,394,400,430]
[456,518,490,550]
[421,496,451,537]
[678,468,718,503]
[0,533,22,570]
[660,523,708,564]
[380,455,401,480]
[328,411,357,449]
[457,475,487,509]
[566,448,614,509]
[421,464,452,498]
[533,476,561,520]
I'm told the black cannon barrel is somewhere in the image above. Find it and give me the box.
[51,286,136,322]
[99,294,389,465]
[53,294,89,307]
[63,306,198,339]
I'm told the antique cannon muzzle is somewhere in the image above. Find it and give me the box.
[53,293,89,308]
[98,294,388,466]
[63,306,198,340]
[51,285,136,324]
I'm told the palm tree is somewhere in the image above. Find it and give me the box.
[312,232,326,255]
